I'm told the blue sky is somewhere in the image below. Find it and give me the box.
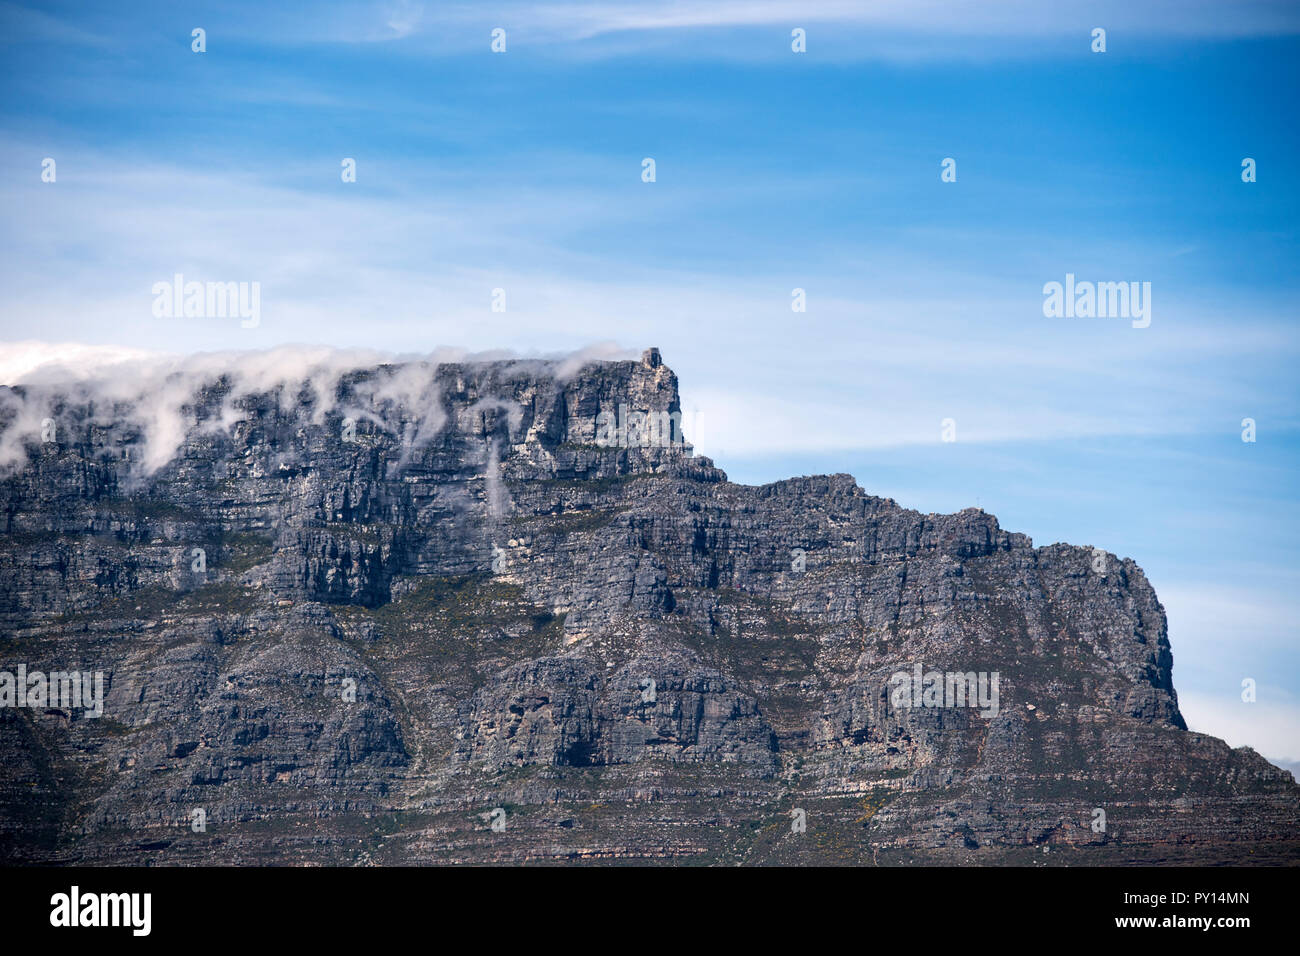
[1,0,1298,767]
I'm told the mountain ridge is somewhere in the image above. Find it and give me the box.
[1,346,1295,864]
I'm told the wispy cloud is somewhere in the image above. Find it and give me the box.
[481,0,1300,42]
[11,1,1298,60]
[2,142,1295,459]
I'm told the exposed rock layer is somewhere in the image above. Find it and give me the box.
[1,349,1295,864]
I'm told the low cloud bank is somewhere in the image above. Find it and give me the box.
[0,340,633,476]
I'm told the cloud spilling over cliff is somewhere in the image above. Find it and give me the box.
[0,341,634,477]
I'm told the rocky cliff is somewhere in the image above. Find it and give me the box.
[1,347,1295,864]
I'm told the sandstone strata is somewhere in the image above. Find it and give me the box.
[1,348,1294,864]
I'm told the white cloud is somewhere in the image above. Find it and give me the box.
[383,0,423,39]
[0,340,158,386]
[0,341,631,477]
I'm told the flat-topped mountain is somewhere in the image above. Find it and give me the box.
[1,347,1295,864]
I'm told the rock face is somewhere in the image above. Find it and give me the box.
[0,348,1295,865]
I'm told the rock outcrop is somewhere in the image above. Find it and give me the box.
[1,347,1295,864]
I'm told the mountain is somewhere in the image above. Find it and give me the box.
[1,347,1295,864]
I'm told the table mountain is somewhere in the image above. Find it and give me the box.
[1,347,1295,864]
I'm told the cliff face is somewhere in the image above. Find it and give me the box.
[1,348,1295,864]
